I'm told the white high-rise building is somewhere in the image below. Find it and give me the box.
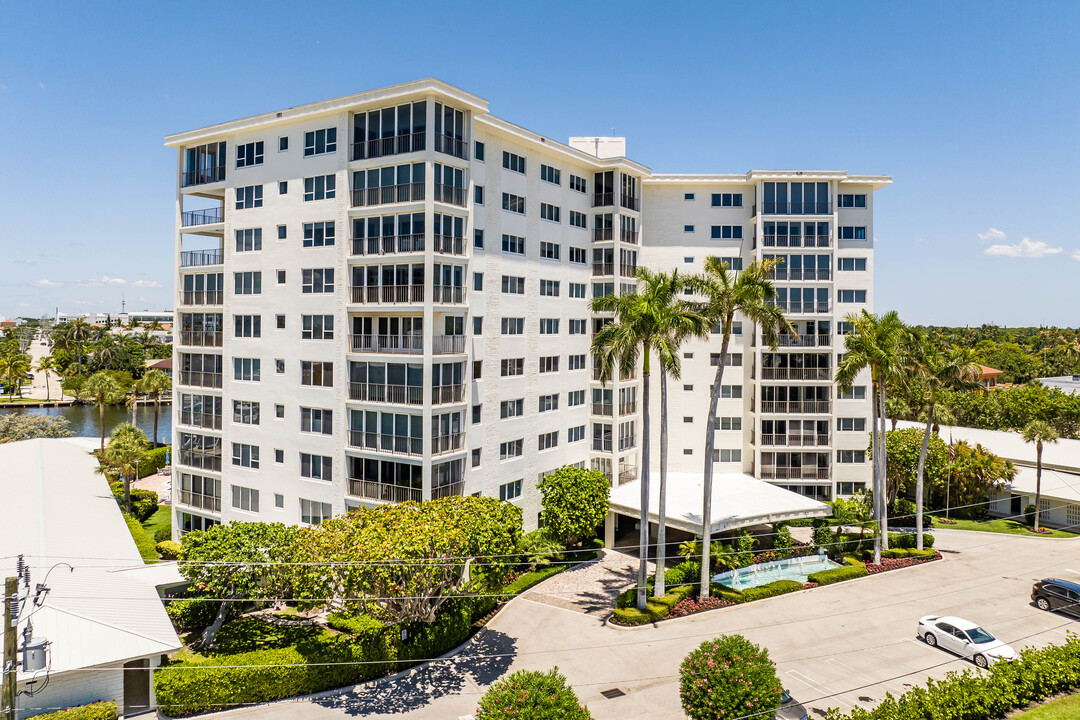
[166,79,887,535]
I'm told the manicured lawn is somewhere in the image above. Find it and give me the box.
[930,515,1077,539]
[1015,691,1080,718]
[142,505,172,542]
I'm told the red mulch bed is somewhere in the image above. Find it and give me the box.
[865,552,943,574]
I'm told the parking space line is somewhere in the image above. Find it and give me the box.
[786,670,854,709]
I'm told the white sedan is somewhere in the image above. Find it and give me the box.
[917,615,1017,668]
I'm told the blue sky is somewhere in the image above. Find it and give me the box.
[1,1,1077,326]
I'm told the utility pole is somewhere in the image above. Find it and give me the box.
[3,575,16,720]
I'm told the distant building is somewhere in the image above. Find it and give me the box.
[977,365,1003,390]
[1040,374,1080,395]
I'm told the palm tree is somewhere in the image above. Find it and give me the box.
[836,310,907,564]
[36,354,57,401]
[145,319,164,334]
[1022,420,1059,532]
[908,341,980,549]
[0,354,30,398]
[138,368,172,447]
[67,318,93,375]
[883,395,911,431]
[99,422,149,513]
[92,333,121,371]
[686,257,793,594]
[84,371,124,451]
[591,269,707,609]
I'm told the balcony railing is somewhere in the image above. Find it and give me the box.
[348,382,424,406]
[182,166,226,187]
[621,229,639,245]
[181,207,224,227]
[181,290,224,306]
[431,432,466,455]
[176,491,221,512]
[178,330,223,348]
[592,262,614,277]
[763,235,832,248]
[351,234,425,256]
[592,402,613,416]
[762,202,832,215]
[593,438,613,452]
[179,411,222,430]
[432,335,466,354]
[770,301,831,315]
[431,480,465,500]
[620,264,638,277]
[760,434,831,447]
[619,400,638,414]
[433,234,466,256]
[618,466,638,484]
[348,430,423,457]
[351,131,426,161]
[180,249,223,267]
[433,183,466,207]
[352,182,425,207]
[178,450,221,472]
[432,285,466,304]
[771,268,832,281]
[347,478,421,503]
[759,466,831,480]
[593,228,614,242]
[431,384,465,404]
[350,334,423,354]
[777,334,832,348]
[618,435,637,451]
[350,285,425,304]
[434,133,468,160]
[178,370,222,389]
[761,367,831,380]
[760,400,832,414]
[620,194,640,211]
[593,192,614,207]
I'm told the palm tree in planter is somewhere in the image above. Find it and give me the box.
[591,268,707,608]
[36,354,57,402]
[1022,420,1059,532]
[686,257,792,594]
[138,368,172,447]
[100,422,149,514]
[84,371,125,451]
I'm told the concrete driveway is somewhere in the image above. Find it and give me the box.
[203,529,1080,720]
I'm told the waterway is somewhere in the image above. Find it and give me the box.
[0,402,173,444]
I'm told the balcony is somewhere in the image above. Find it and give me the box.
[777,334,832,348]
[432,335,466,354]
[618,466,638,484]
[760,401,832,414]
[181,207,224,227]
[178,449,221,472]
[182,166,226,187]
[618,435,637,451]
[591,402,613,417]
[180,250,223,267]
[351,234,425,256]
[431,480,465,500]
[760,466,831,480]
[593,192,614,207]
[351,131,426,161]
[350,334,423,355]
[620,194,640,211]
[771,301,831,315]
[433,183,466,207]
[761,202,832,215]
[592,438,613,452]
[431,432,465,455]
[348,430,423,457]
[593,228,613,242]
[771,268,832,282]
[350,285,425,305]
[761,367,831,381]
[621,228,639,245]
[349,382,423,406]
[178,330,223,348]
[348,477,421,503]
[620,264,638,277]
[592,262,614,277]
[178,411,222,430]
[352,183,425,208]
[432,384,465,405]
[181,290,224,306]
[434,133,468,160]
[433,234,466,256]
[760,434,831,447]
[176,490,221,513]
[432,285,466,304]
[763,235,832,248]
[619,400,638,415]
[178,370,222,389]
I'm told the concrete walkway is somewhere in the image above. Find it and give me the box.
[524,549,653,617]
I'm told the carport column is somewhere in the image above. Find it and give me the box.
[604,511,616,550]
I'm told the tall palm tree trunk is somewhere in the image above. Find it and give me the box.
[636,354,652,610]
[870,374,882,565]
[914,392,936,551]
[879,381,890,552]
[1034,442,1043,531]
[153,393,161,448]
[699,331,732,595]
[43,371,50,402]
[655,368,669,597]
[98,401,106,451]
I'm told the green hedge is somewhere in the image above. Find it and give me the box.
[502,563,567,598]
[711,585,746,604]
[156,540,181,560]
[808,565,868,586]
[889,532,934,549]
[33,702,117,720]
[740,579,804,602]
[612,585,694,626]
[616,561,700,609]
[166,597,240,632]
[110,481,159,522]
[122,512,157,563]
[140,445,170,477]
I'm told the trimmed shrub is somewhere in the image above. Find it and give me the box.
[165,597,225,632]
[808,564,868,586]
[476,667,594,720]
[517,529,565,569]
[110,482,159,522]
[122,512,157,562]
[613,586,695,625]
[33,703,117,720]
[680,635,781,720]
[712,586,746,604]
[1024,504,1038,526]
[889,532,934,549]
[612,607,653,626]
[665,560,701,588]
[156,540,181,560]
[740,579,803,602]
[327,612,386,636]
[140,445,170,476]
[502,564,566,598]
[843,556,865,566]
[154,526,173,543]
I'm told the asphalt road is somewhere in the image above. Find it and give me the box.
[204,529,1080,720]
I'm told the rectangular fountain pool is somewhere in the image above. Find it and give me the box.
[712,554,841,590]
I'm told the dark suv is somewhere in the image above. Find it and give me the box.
[1032,579,1080,617]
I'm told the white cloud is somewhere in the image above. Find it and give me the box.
[1070,250,1080,262]
[913,237,925,243]
[977,227,1007,242]
[984,238,1063,258]
[73,300,93,305]
[79,275,129,287]
[132,279,162,288]
[31,279,62,288]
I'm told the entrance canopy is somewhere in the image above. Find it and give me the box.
[609,471,830,535]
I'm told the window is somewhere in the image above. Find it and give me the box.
[540,241,560,260]
[839,386,867,400]
[837,194,867,208]
[236,141,264,168]
[475,185,484,204]
[233,400,260,425]
[303,222,335,247]
[472,448,482,467]
[684,384,693,391]
[474,272,484,291]
[236,185,263,209]
[500,439,523,460]
[277,225,287,240]
[838,482,866,495]
[568,390,585,406]
[275,404,284,419]
[839,226,867,240]
[234,271,261,295]
[276,314,286,330]
[715,416,742,430]
[539,356,559,373]
[300,453,332,481]
[539,394,558,412]
[501,358,524,376]
[569,174,587,193]
[539,318,559,334]
[276,359,285,374]
[501,317,524,335]
[275,493,284,508]
[500,399,524,418]
[719,385,742,398]
[502,192,526,214]
[501,275,525,294]
[304,127,337,156]
[233,358,260,382]
[300,499,332,525]
[710,225,744,240]
[568,354,586,370]
[232,443,259,469]
[502,151,526,174]
[684,225,694,233]
[499,479,523,501]
[569,210,587,229]
[234,315,261,338]
[502,234,525,255]
[538,431,558,450]
[300,407,333,435]
[838,257,867,271]
[278,136,289,152]
[540,164,560,184]
[838,417,867,432]
[473,316,483,334]
[473,361,481,379]
[304,174,336,201]
[474,141,485,161]
[301,315,334,340]
[301,268,335,293]
[838,321,854,335]
[569,319,587,334]
[714,448,743,462]
[710,352,743,367]
[684,193,695,200]
[235,228,262,252]
[837,450,867,463]
[474,229,484,249]
[276,270,286,284]
[301,360,333,387]
[684,449,693,455]
[715,256,743,271]
[278,181,287,195]
[231,485,260,512]
[684,352,694,359]
[540,203,561,223]
[684,416,693,423]
[568,281,586,297]
[711,193,743,207]
[472,404,482,423]
[838,289,867,303]
[568,425,585,443]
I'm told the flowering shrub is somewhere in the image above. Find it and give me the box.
[680,635,782,720]
[865,552,941,574]
[476,667,594,720]
[671,596,732,617]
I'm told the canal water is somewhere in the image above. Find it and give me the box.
[0,402,173,444]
